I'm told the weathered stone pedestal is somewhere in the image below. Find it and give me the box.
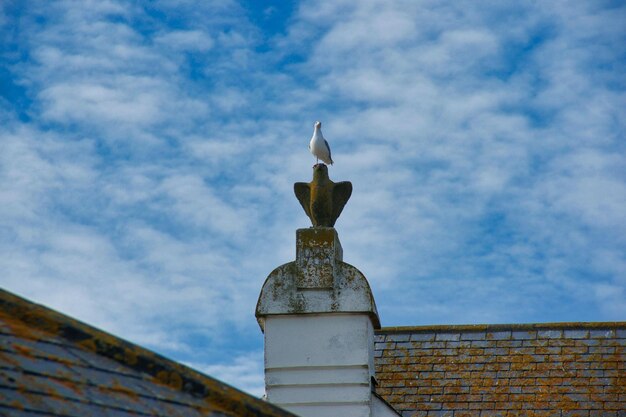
[256,228,398,417]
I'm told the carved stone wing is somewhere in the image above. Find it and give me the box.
[331,181,352,226]
[294,182,312,220]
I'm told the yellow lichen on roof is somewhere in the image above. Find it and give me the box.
[0,289,297,417]
[374,323,626,416]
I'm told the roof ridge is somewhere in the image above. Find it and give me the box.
[377,321,626,333]
[0,289,296,417]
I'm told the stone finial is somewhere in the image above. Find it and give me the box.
[295,227,343,289]
[255,227,380,330]
[294,164,352,227]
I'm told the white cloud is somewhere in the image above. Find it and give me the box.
[1,0,625,395]
[155,30,214,51]
[192,351,265,397]
[40,79,163,126]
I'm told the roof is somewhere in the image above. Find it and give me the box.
[0,289,296,417]
[374,322,626,417]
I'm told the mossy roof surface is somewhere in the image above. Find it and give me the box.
[0,289,296,417]
[374,322,626,416]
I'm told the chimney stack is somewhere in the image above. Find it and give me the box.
[256,165,398,417]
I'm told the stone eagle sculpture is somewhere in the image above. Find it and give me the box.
[294,164,352,227]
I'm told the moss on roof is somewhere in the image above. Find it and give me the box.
[0,289,296,417]
[374,322,626,416]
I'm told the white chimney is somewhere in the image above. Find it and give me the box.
[256,227,398,417]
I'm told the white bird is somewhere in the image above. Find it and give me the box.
[309,121,333,165]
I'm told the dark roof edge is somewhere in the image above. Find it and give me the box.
[372,391,402,416]
[0,289,296,417]
[377,321,626,334]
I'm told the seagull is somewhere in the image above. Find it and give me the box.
[309,121,333,165]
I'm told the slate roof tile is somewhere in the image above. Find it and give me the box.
[0,289,296,417]
[375,322,626,415]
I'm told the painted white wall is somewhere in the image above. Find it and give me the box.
[264,313,375,417]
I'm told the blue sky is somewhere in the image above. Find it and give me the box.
[1,0,625,395]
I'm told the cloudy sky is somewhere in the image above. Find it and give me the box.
[1,0,625,396]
